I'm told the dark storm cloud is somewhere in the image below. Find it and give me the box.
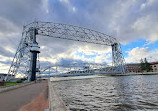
[0,45,14,57]
[0,17,20,33]
[50,0,115,34]
[57,58,84,65]
[0,60,11,65]
[0,0,43,26]
[50,0,158,43]
[39,61,53,67]
[0,0,47,63]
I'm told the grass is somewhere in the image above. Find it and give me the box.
[6,82,18,86]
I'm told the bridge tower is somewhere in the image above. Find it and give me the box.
[28,28,40,81]
[112,43,126,73]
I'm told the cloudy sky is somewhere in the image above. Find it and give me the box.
[0,0,158,73]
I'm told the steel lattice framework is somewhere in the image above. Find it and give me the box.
[6,21,127,81]
[38,62,124,78]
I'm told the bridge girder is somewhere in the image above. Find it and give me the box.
[24,21,118,46]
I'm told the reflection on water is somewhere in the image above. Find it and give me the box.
[53,75,158,111]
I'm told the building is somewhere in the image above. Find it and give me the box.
[149,62,158,72]
[126,64,141,73]
[126,62,158,73]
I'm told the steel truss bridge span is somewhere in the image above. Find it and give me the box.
[38,63,125,78]
[6,21,127,81]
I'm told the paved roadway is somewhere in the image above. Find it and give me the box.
[0,80,47,111]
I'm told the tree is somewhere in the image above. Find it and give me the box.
[140,58,152,72]
[140,58,145,71]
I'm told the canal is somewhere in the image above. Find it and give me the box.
[52,75,158,111]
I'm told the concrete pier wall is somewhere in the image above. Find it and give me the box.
[109,72,158,76]
[48,81,67,111]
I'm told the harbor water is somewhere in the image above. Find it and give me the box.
[52,75,158,111]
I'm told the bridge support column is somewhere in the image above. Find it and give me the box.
[112,43,126,73]
[29,28,40,81]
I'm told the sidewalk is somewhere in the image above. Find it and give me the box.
[0,80,48,111]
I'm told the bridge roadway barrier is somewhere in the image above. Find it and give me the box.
[48,79,68,111]
[0,81,37,93]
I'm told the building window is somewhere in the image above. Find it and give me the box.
[155,68,157,70]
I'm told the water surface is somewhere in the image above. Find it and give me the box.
[53,75,158,111]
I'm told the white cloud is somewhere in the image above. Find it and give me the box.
[0,55,12,62]
[38,44,112,65]
[42,0,49,13]
[0,63,10,73]
[59,0,76,12]
[109,1,136,31]
[105,0,158,44]
[132,15,158,42]
[77,45,111,54]
[125,47,158,63]
[5,46,16,54]
[95,54,112,65]
[140,0,155,9]
[0,55,12,73]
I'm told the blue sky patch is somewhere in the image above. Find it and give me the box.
[122,39,158,57]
